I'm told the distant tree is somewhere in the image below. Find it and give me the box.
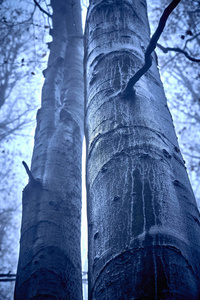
[0,0,49,298]
[0,0,47,140]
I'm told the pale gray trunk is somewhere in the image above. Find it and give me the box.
[85,1,200,299]
[14,0,84,299]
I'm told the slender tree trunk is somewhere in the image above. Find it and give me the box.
[85,1,200,299]
[14,0,84,299]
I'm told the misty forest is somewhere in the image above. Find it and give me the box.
[0,0,200,299]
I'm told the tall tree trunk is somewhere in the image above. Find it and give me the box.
[14,0,84,299]
[85,1,200,299]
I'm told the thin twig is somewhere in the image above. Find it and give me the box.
[185,32,200,48]
[33,0,52,18]
[157,43,200,62]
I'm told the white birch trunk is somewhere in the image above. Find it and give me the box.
[85,1,200,299]
[14,0,84,299]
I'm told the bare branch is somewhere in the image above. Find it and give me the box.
[123,0,181,95]
[22,161,35,183]
[185,32,200,47]
[33,0,52,18]
[157,43,200,62]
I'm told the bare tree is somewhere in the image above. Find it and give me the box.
[85,0,200,298]
[14,0,84,298]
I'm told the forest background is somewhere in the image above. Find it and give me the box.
[0,0,199,299]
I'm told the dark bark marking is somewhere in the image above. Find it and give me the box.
[173,152,185,167]
[113,196,120,202]
[101,166,108,173]
[174,146,180,153]
[162,149,172,159]
[94,232,99,240]
[173,179,186,189]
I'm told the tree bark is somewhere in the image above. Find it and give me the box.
[14,0,84,299]
[85,1,200,299]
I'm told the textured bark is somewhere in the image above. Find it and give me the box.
[85,1,200,299]
[14,0,84,299]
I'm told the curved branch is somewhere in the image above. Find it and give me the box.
[157,43,200,62]
[185,32,200,47]
[33,0,52,18]
[123,0,181,95]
